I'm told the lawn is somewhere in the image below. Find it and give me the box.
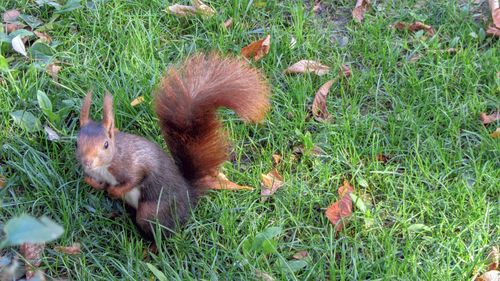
[0,0,499,280]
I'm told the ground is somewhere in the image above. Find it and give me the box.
[0,0,499,280]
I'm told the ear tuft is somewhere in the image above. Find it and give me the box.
[80,90,93,127]
[103,91,115,137]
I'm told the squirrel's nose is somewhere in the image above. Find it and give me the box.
[82,159,92,168]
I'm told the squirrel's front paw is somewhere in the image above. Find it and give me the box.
[84,176,105,190]
[107,187,124,199]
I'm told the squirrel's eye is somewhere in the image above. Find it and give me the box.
[104,141,109,149]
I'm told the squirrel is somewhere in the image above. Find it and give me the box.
[76,53,270,239]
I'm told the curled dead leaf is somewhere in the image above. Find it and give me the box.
[223,18,233,28]
[192,0,216,16]
[34,31,52,43]
[54,243,81,255]
[312,79,336,122]
[20,243,44,279]
[292,250,308,260]
[3,9,20,23]
[487,24,500,37]
[200,172,254,191]
[272,154,282,165]
[285,60,330,76]
[46,63,61,82]
[476,270,500,281]
[352,0,370,23]
[260,168,284,202]
[480,112,500,124]
[325,180,355,233]
[255,269,275,281]
[487,246,499,271]
[489,0,500,28]
[393,21,435,36]
[167,4,197,16]
[131,96,145,106]
[241,34,271,61]
[491,128,500,138]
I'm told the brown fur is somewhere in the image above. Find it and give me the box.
[77,53,270,240]
[155,53,270,184]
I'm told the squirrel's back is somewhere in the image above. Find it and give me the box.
[154,53,270,186]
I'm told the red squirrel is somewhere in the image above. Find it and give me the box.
[76,53,270,239]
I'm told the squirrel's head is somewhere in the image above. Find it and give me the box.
[76,91,116,170]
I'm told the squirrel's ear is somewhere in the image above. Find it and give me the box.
[80,91,92,127]
[102,92,115,138]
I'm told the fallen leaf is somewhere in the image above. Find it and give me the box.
[200,172,254,191]
[325,180,354,233]
[352,0,370,23]
[54,243,81,255]
[408,53,422,63]
[130,96,145,106]
[480,112,500,124]
[376,154,390,164]
[223,18,233,28]
[167,4,197,16]
[272,154,282,165]
[340,64,352,78]
[487,24,500,37]
[489,0,500,27]
[241,34,271,61]
[11,35,27,57]
[312,79,336,121]
[0,177,5,188]
[44,126,60,141]
[292,144,326,157]
[393,21,435,36]
[491,128,500,138]
[292,250,308,260]
[255,269,275,281]
[192,0,216,16]
[46,63,61,81]
[20,243,44,279]
[476,270,500,281]
[487,246,499,270]
[34,31,52,43]
[284,60,330,75]
[3,9,20,23]
[260,168,284,202]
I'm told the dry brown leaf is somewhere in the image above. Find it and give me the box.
[352,0,370,23]
[292,250,308,260]
[260,168,284,202]
[325,180,355,233]
[376,154,390,164]
[272,154,282,165]
[0,177,5,189]
[130,96,145,106]
[3,9,20,23]
[480,112,500,124]
[393,21,435,36]
[489,0,500,27]
[487,24,500,37]
[491,128,500,138]
[312,79,336,122]
[255,269,275,281]
[340,64,352,78]
[46,63,61,82]
[476,270,500,281]
[192,0,216,16]
[201,172,254,191]
[487,246,499,270]
[167,4,197,16]
[285,60,330,75]
[34,31,52,43]
[54,243,81,255]
[223,18,233,28]
[20,243,44,279]
[241,34,271,61]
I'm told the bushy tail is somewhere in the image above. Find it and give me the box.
[154,53,270,184]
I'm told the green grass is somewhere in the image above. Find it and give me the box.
[1,0,499,280]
